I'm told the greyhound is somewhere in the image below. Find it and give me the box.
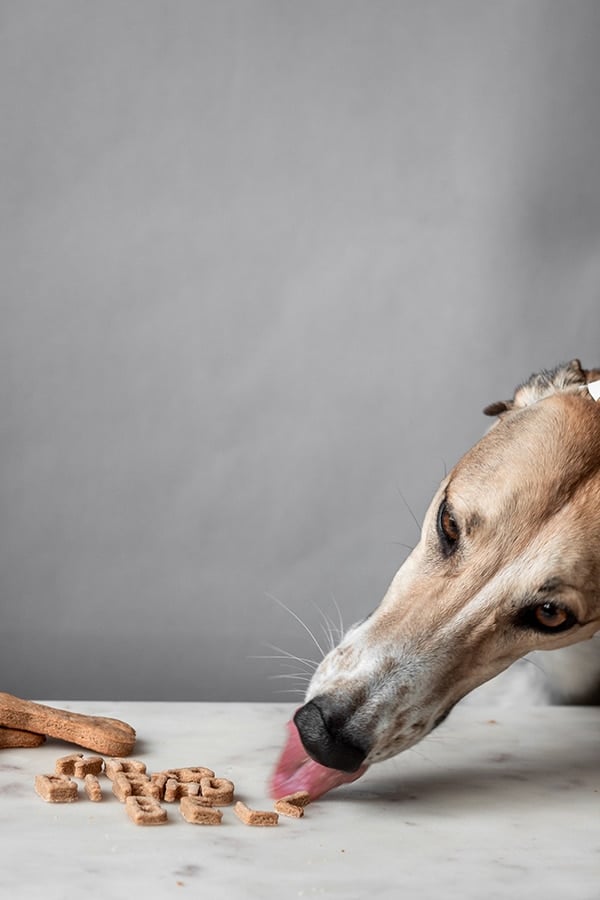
[271,359,600,799]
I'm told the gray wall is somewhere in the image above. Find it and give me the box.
[2,1,600,701]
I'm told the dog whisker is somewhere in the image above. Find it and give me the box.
[395,484,422,534]
[250,652,316,669]
[388,540,416,553]
[329,593,345,643]
[266,593,327,658]
[267,672,313,682]
[311,600,340,652]
[272,688,309,697]
[260,642,319,669]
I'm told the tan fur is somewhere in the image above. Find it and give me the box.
[301,362,600,766]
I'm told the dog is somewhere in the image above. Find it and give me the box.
[271,359,600,798]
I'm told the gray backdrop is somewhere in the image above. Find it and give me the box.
[2,1,600,701]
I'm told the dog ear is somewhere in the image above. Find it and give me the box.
[483,359,599,418]
[482,399,512,417]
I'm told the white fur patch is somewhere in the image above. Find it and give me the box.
[588,379,600,401]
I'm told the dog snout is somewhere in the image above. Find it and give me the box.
[293,697,369,773]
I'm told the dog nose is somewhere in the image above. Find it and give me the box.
[293,697,368,772]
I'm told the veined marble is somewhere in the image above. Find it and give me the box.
[0,702,598,899]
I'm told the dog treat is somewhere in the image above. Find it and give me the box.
[112,773,159,802]
[199,776,234,806]
[234,800,278,827]
[74,756,104,778]
[150,772,169,796]
[55,753,84,775]
[105,758,147,780]
[168,781,209,802]
[84,774,103,802]
[35,774,78,803]
[159,766,215,783]
[277,790,311,809]
[36,753,300,831]
[180,796,223,825]
[0,726,45,749]
[274,799,305,818]
[0,693,136,757]
[125,795,167,826]
[186,781,201,797]
[112,773,134,801]
[141,781,163,800]
[164,778,189,803]
[56,754,105,778]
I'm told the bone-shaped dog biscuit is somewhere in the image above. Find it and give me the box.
[0,693,136,757]
[0,726,45,749]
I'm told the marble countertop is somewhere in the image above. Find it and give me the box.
[1,702,598,899]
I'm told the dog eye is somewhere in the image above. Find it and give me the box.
[437,500,459,557]
[519,601,577,634]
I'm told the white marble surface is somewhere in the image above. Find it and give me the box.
[1,702,598,899]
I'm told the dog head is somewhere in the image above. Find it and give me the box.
[293,361,600,773]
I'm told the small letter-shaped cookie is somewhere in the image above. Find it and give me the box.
[35,774,78,803]
[125,796,167,826]
[234,801,278,826]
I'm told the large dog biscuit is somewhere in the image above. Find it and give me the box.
[0,727,46,749]
[0,693,135,756]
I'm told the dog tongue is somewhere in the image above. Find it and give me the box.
[269,717,368,800]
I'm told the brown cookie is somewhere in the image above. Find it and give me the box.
[234,800,278,827]
[180,796,223,825]
[0,726,45,749]
[125,795,167,825]
[84,774,103,802]
[0,693,135,756]
[35,774,78,803]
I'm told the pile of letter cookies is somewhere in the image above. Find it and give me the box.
[0,693,309,827]
[34,752,310,827]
